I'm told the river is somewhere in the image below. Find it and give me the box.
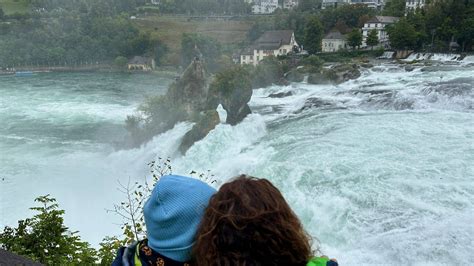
[1,60,473,265]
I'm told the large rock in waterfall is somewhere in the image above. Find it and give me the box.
[166,59,209,115]
[308,63,361,84]
[126,59,253,153]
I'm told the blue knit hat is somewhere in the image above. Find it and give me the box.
[143,175,216,262]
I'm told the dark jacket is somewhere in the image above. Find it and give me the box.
[112,239,191,266]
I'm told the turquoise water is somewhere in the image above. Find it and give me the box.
[0,72,171,244]
[1,64,473,265]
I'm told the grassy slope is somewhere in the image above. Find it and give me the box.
[0,0,29,14]
[133,15,253,65]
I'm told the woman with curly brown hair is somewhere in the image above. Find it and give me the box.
[193,175,338,266]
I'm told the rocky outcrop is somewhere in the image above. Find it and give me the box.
[166,59,209,115]
[269,91,293,98]
[329,64,361,83]
[207,66,253,126]
[179,110,220,153]
[307,64,361,85]
[284,68,305,83]
[127,59,253,153]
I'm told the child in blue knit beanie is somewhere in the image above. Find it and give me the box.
[112,175,216,266]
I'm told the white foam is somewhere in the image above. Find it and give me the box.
[1,64,473,264]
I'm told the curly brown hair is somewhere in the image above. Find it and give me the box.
[193,175,314,266]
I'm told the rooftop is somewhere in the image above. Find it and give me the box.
[128,56,153,65]
[367,16,400,24]
[323,30,346,40]
[254,30,294,50]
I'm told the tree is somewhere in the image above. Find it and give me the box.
[0,195,97,265]
[383,0,406,17]
[366,29,379,49]
[209,65,251,97]
[297,0,322,12]
[458,17,474,52]
[0,7,4,21]
[304,16,324,54]
[387,18,418,50]
[347,29,362,50]
[114,56,128,68]
[153,39,169,66]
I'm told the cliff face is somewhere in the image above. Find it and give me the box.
[127,59,253,153]
[166,59,209,115]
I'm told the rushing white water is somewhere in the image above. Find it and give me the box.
[1,63,473,265]
[403,52,471,63]
[378,51,394,59]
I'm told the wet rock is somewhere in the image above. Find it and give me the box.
[297,97,340,112]
[393,99,415,110]
[307,72,332,84]
[359,83,387,89]
[207,66,253,126]
[269,91,293,98]
[167,59,209,115]
[420,66,457,72]
[329,64,361,83]
[422,79,473,97]
[179,110,220,154]
[285,68,305,82]
[349,89,394,96]
[405,65,415,72]
[361,63,374,68]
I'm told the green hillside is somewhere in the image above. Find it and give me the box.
[133,15,253,65]
[0,0,29,14]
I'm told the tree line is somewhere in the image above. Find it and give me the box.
[0,0,167,68]
[386,0,473,51]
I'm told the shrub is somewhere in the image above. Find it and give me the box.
[0,195,97,265]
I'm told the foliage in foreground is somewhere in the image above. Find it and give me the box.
[0,158,216,265]
[0,195,97,265]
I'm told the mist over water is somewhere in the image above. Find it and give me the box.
[1,62,473,264]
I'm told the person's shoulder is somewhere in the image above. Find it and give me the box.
[111,241,141,266]
[307,256,339,266]
[111,246,127,266]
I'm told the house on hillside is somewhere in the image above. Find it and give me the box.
[127,56,155,71]
[283,0,299,9]
[322,31,348,52]
[240,30,298,66]
[350,0,385,10]
[246,0,298,13]
[322,0,385,9]
[322,0,350,9]
[362,16,399,48]
[246,0,279,14]
[405,0,425,13]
